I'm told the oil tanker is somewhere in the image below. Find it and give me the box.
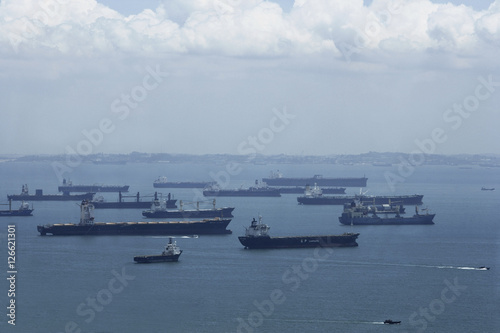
[37,200,232,236]
[297,194,423,205]
[238,217,359,249]
[58,179,129,193]
[8,185,94,201]
[262,171,367,187]
[339,202,435,225]
[153,176,216,188]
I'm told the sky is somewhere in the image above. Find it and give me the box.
[1,0,499,156]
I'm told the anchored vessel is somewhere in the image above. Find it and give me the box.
[8,184,94,201]
[297,189,423,205]
[58,179,129,193]
[203,180,281,197]
[238,217,359,249]
[37,200,232,236]
[134,238,183,263]
[92,192,177,209]
[262,171,368,187]
[0,201,33,217]
[275,186,346,194]
[142,199,234,218]
[339,201,435,225]
[153,176,216,188]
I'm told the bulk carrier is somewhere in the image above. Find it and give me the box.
[37,200,232,236]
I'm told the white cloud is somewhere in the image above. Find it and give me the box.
[0,0,498,63]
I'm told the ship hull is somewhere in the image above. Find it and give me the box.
[339,214,435,225]
[142,207,234,218]
[238,233,359,249]
[134,253,182,263]
[7,193,94,201]
[154,182,216,188]
[58,185,129,193]
[0,209,33,216]
[298,195,423,205]
[263,177,367,187]
[92,200,177,209]
[203,189,281,197]
[37,219,232,236]
[276,187,346,194]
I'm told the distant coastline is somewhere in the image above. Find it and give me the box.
[1,152,499,168]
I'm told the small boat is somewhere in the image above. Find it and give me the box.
[478,266,490,270]
[0,200,34,217]
[134,238,183,263]
[481,187,495,191]
[384,319,401,324]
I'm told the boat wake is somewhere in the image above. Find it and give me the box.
[266,318,385,325]
[330,260,489,271]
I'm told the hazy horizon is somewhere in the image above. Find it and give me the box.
[2,0,499,156]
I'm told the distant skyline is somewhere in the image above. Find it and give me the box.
[1,0,499,156]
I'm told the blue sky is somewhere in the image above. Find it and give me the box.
[1,0,499,156]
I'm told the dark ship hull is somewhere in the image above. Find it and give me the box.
[297,194,423,205]
[134,253,182,263]
[0,209,33,216]
[203,188,281,197]
[276,187,346,194]
[154,181,216,188]
[7,192,94,201]
[142,207,234,218]
[92,200,177,209]
[92,192,177,209]
[339,213,435,225]
[263,176,367,187]
[238,233,359,249]
[58,185,129,193]
[37,218,232,236]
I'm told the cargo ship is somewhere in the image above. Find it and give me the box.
[37,200,232,236]
[238,217,359,249]
[297,192,423,205]
[262,171,368,187]
[134,238,182,263]
[91,192,177,209]
[8,185,94,201]
[203,180,281,197]
[0,201,33,217]
[153,176,216,188]
[339,201,435,225]
[274,186,346,194]
[142,199,234,218]
[58,178,129,193]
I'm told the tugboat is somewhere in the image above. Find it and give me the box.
[0,200,33,217]
[238,216,359,249]
[37,200,232,236]
[134,238,183,263]
[339,201,435,225]
[142,198,234,218]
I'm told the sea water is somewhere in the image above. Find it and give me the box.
[0,161,498,333]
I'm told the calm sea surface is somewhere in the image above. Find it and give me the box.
[0,161,498,332]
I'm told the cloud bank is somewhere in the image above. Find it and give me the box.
[1,0,499,63]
